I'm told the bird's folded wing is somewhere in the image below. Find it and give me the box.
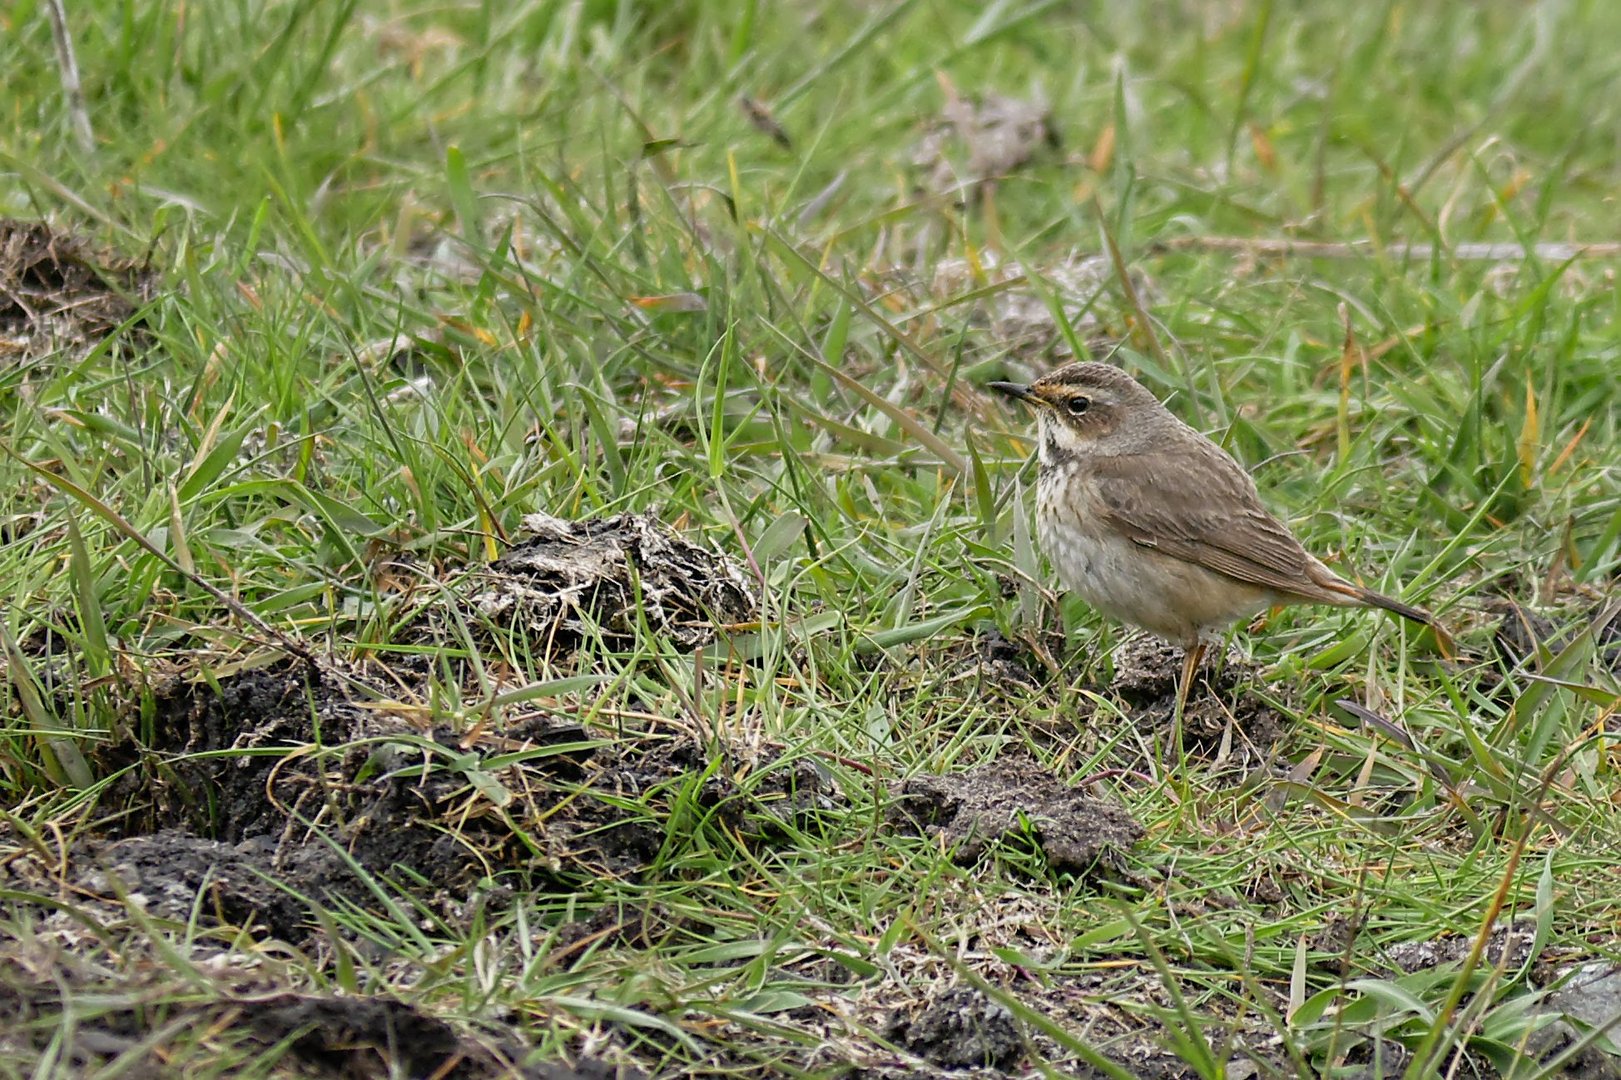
[1089,451,1336,601]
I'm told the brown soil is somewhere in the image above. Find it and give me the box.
[1104,636,1287,754]
[0,949,626,1079]
[884,986,1023,1070]
[0,219,153,363]
[888,754,1143,876]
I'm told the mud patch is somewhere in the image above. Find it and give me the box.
[411,512,759,661]
[79,831,358,944]
[0,219,152,363]
[885,986,1022,1070]
[1104,637,1287,752]
[929,627,1050,697]
[34,656,837,942]
[0,948,619,1079]
[888,755,1142,875]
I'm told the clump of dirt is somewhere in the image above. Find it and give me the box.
[1536,962,1621,1074]
[886,986,1023,1071]
[749,753,843,831]
[1103,637,1287,752]
[234,995,562,1080]
[1309,910,1364,957]
[1521,1022,1621,1080]
[0,948,618,1079]
[888,755,1142,875]
[927,627,1049,699]
[0,500,824,1076]
[930,631,1286,760]
[0,219,153,363]
[106,663,366,843]
[413,512,759,660]
[5,514,797,944]
[77,831,359,944]
[1383,918,1539,976]
[913,89,1058,199]
[46,658,838,942]
[1335,1040,1416,1079]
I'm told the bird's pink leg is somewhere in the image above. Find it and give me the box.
[1175,640,1205,722]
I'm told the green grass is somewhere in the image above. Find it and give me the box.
[3,0,1621,1076]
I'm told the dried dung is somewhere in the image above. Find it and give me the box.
[1104,636,1286,751]
[449,512,759,656]
[886,986,1023,1070]
[889,755,1142,874]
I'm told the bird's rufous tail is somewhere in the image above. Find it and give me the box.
[1348,585,1455,657]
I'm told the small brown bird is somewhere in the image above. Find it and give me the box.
[990,362,1451,716]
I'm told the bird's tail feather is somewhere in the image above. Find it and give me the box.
[1349,585,1455,657]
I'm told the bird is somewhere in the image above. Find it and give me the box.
[989,361,1452,718]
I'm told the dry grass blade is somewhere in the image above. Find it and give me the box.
[1096,207,1165,363]
[44,0,94,152]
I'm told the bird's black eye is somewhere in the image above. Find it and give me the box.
[1066,395,1091,416]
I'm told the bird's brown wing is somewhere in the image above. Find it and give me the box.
[1088,446,1342,602]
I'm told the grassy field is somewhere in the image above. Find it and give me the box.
[3,0,1621,1076]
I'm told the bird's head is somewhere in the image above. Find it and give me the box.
[989,362,1166,463]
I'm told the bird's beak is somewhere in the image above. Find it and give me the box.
[988,380,1035,403]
